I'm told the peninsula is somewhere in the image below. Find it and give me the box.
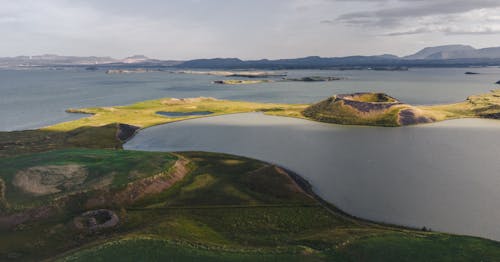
[45,89,500,133]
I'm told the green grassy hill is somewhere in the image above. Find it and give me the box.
[0,150,499,261]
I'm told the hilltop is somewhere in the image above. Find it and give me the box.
[303,93,435,126]
[404,45,500,60]
[302,90,500,126]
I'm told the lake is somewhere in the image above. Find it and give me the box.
[125,113,500,241]
[1,67,499,131]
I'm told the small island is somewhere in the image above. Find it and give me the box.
[106,69,161,74]
[174,70,287,78]
[213,79,272,85]
[285,76,345,82]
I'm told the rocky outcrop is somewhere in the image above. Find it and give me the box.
[117,123,140,142]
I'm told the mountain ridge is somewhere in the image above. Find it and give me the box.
[2,44,500,69]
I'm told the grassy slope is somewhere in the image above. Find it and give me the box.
[0,149,176,210]
[0,124,121,157]
[304,99,406,127]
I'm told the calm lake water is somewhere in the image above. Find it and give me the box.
[1,67,499,131]
[125,113,500,241]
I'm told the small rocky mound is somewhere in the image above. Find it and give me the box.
[496,80,500,85]
[74,209,119,231]
[303,92,435,126]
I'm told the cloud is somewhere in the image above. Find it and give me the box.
[323,0,500,39]
[337,0,500,27]
[385,26,500,36]
[384,28,430,36]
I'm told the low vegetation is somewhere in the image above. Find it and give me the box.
[1,150,499,261]
[0,124,124,157]
[46,97,307,132]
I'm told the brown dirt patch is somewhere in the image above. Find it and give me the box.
[12,165,87,196]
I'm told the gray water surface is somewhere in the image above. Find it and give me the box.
[125,113,500,241]
[1,67,499,131]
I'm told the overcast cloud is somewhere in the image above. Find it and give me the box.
[0,0,499,59]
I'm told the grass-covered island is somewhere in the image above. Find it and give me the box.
[0,90,500,261]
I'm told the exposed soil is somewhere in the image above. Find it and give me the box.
[12,165,87,196]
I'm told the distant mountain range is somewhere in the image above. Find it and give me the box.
[403,45,500,60]
[2,45,500,69]
[0,54,181,68]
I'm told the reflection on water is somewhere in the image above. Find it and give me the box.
[125,113,500,241]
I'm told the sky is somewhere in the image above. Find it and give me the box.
[1,0,500,59]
